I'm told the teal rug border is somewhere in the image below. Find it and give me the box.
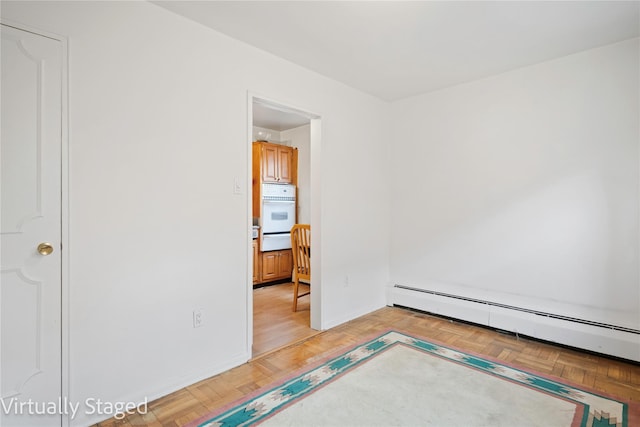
[195,330,631,427]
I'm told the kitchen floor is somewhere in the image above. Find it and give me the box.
[252,282,319,358]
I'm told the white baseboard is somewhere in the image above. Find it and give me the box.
[388,285,640,362]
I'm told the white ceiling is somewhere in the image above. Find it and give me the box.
[252,102,310,131]
[153,1,639,103]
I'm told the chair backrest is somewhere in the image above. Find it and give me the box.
[290,224,311,281]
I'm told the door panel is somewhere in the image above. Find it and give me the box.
[277,148,292,183]
[1,24,63,427]
[278,250,292,277]
[262,252,278,281]
[262,144,278,182]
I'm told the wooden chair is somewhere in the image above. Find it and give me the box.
[290,224,311,311]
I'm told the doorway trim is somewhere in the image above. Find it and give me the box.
[246,92,322,355]
[0,18,70,426]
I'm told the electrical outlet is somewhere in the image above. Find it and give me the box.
[193,309,203,328]
[343,275,349,287]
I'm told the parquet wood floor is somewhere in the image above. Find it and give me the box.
[94,304,640,427]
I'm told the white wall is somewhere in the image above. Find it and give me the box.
[281,124,311,224]
[390,38,639,330]
[252,125,281,143]
[1,2,390,425]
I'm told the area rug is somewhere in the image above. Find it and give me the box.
[189,331,639,427]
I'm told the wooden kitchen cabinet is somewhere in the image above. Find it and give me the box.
[256,141,295,184]
[252,240,260,284]
[261,249,292,282]
[277,249,292,277]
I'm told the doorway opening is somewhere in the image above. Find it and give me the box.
[248,95,321,358]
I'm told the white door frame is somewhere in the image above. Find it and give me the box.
[246,92,322,356]
[0,18,70,426]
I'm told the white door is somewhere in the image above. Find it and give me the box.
[1,23,63,426]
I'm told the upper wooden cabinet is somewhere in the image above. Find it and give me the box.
[256,141,296,184]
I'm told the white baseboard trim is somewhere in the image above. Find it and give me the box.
[388,285,640,362]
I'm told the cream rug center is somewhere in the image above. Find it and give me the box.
[262,345,576,427]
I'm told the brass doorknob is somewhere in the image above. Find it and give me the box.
[37,242,54,256]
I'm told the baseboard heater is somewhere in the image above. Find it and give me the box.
[389,284,640,362]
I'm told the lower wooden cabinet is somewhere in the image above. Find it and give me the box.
[252,240,260,284]
[261,249,292,282]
